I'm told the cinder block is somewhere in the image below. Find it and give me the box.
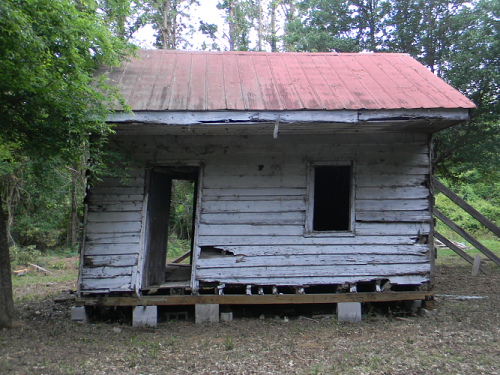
[220,312,233,322]
[195,304,219,324]
[337,302,362,323]
[71,306,87,322]
[133,306,157,327]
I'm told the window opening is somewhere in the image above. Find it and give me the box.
[313,166,351,231]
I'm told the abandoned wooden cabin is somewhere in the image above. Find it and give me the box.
[75,50,475,322]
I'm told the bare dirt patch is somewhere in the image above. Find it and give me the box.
[1,256,499,374]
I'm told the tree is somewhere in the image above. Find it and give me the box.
[0,0,134,329]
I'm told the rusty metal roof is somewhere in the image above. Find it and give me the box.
[102,50,475,111]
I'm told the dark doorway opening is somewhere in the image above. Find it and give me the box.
[142,166,198,290]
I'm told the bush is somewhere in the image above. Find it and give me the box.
[10,245,41,268]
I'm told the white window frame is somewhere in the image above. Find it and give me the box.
[305,161,356,237]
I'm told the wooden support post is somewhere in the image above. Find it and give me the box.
[471,255,482,277]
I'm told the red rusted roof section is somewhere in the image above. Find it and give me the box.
[107,50,475,111]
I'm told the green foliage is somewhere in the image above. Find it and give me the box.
[9,245,41,267]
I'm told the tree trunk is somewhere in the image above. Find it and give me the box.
[229,0,234,51]
[70,165,79,252]
[271,1,277,52]
[258,0,262,51]
[0,197,16,329]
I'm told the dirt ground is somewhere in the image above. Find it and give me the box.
[1,256,500,375]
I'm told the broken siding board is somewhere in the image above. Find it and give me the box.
[88,202,143,212]
[85,244,140,256]
[84,254,139,267]
[197,254,428,268]
[198,244,429,256]
[85,221,142,234]
[198,235,419,246]
[196,263,431,279]
[356,174,426,187]
[196,275,430,286]
[87,195,144,203]
[81,266,134,278]
[198,224,305,237]
[86,212,143,223]
[201,200,306,213]
[200,212,304,225]
[203,188,306,198]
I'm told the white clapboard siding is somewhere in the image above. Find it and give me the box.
[196,263,431,279]
[203,174,307,189]
[81,276,133,291]
[85,244,140,256]
[197,254,427,269]
[356,211,431,222]
[198,224,305,236]
[86,211,142,223]
[356,199,428,212]
[88,186,144,196]
[356,186,429,200]
[85,234,140,244]
[203,188,306,197]
[356,174,426,188]
[197,235,420,246]
[81,266,134,278]
[196,275,430,286]
[88,202,143,212]
[198,244,429,256]
[200,212,305,225]
[84,254,139,267]
[201,200,306,213]
[86,221,142,234]
[87,194,144,203]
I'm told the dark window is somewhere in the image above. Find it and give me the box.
[313,166,351,231]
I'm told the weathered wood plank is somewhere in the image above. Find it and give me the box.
[356,164,429,175]
[203,174,306,189]
[356,186,429,200]
[85,244,140,256]
[81,266,133,278]
[88,202,143,212]
[81,276,133,291]
[203,188,306,198]
[355,223,430,236]
[203,195,304,202]
[356,174,426,188]
[198,224,304,236]
[201,200,306,213]
[356,211,431,222]
[434,209,500,267]
[196,263,431,278]
[98,177,145,187]
[200,212,305,225]
[87,195,144,203]
[198,235,419,246]
[203,164,305,177]
[84,254,139,267]
[203,244,429,256]
[356,199,429,211]
[87,187,144,195]
[197,254,428,268]
[433,177,500,239]
[85,233,140,244]
[85,221,142,234]
[86,212,142,223]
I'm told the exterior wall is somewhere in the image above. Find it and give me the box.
[80,132,432,293]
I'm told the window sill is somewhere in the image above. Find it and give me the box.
[303,230,356,238]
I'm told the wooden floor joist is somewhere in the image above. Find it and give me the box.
[76,291,433,307]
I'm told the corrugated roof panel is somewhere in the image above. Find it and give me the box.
[222,54,245,110]
[252,55,283,110]
[206,54,226,110]
[187,53,207,110]
[105,50,475,112]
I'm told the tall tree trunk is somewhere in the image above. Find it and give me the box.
[270,1,277,52]
[229,0,234,51]
[0,197,16,329]
[70,165,79,252]
[258,0,262,51]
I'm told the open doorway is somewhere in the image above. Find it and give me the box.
[142,166,199,291]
